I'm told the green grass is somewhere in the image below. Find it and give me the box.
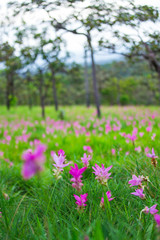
[0,105,160,240]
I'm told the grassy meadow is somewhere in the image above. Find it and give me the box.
[0,106,160,240]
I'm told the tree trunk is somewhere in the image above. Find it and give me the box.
[10,75,14,100]
[84,48,90,108]
[87,34,101,118]
[158,70,160,104]
[51,69,58,111]
[39,70,45,119]
[27,75,32,110]
[6,73,11,110]
[117,79,120,105]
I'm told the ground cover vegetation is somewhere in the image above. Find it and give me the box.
[0,106,160,239]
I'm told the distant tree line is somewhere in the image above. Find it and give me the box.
[0,59,158,107]
[0,0,159,117]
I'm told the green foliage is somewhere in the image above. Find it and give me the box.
[120,95,129,105]
[0,59,158,107]
[9,95,17,107]
[0,106,160,239]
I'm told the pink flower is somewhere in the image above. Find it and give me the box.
[139,132,144,137]
[146,126,152,132]
[83,146,93,154]
[21,144,46,180]
[125,151,130,156]
[128,175,142,187]
[145,147,149,154]
[58,149,65,156]
[105,124,111,134]
[128,134,137,142]
[100,191,114,207]
[131,188,145,199]
[74,193,88,209]
[69,164,86,191]
[135,146,141,153]
[146,148,158,159]
[30,139,41,147]
[92,164,112,185]
[143,204,158,215]
[151,133,156,141]
[111,149,116,155]
[51,151,70,179]
[0,151,4,157]
[81,153,92,167]
[0,210,2,218]
[51,152,69,169]
[154,214,160,228]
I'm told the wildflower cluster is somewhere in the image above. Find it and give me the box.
[51,149,70,179]
[22,143,47,180]
[69,163,86,192]
[92,164,112,186]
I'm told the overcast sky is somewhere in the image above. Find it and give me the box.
[0,0,159,64]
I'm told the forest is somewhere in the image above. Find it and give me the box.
[0,0,160,117]
[0,60,158,107]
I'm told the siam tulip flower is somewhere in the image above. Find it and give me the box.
[0,210,2,218]
[86,132,90,137]
[146,126,152,132]
[132,128,138,135]
[22,144,46,180]
[151,114,156,119]
[92,164,112,186]
[69,164,86,191]
[126,139,130,144]
[151,133,156,141]
[128,134,137,143]
[5,135,11,145]
[139,132,144,137]
[128,175,142,187]
[100,191,114,208]
[135,146,141,153]
[125,151,130,156]
[30,139,41,147]
[58,149,65,156]
[146,148,158,167]
[51,151,70,179]
[154,214,160,228]
[142,204,158,215]
[9,162,13,168]
[74,193,88,210]
[83,146,93,154]
[145,147,149,154]
[0,151,4,158]
[121,132,126,137]
[105,124,111,134]
[111,149,116,155]
[81,153,92,167]
[131,188,145,199]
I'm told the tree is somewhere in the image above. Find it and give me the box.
[34,30,67,111]
[84,47,90,108]
[0,42,21,109]
[8,0,114,117]
[99,1,160,101]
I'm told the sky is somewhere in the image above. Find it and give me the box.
[0,0,159,65]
